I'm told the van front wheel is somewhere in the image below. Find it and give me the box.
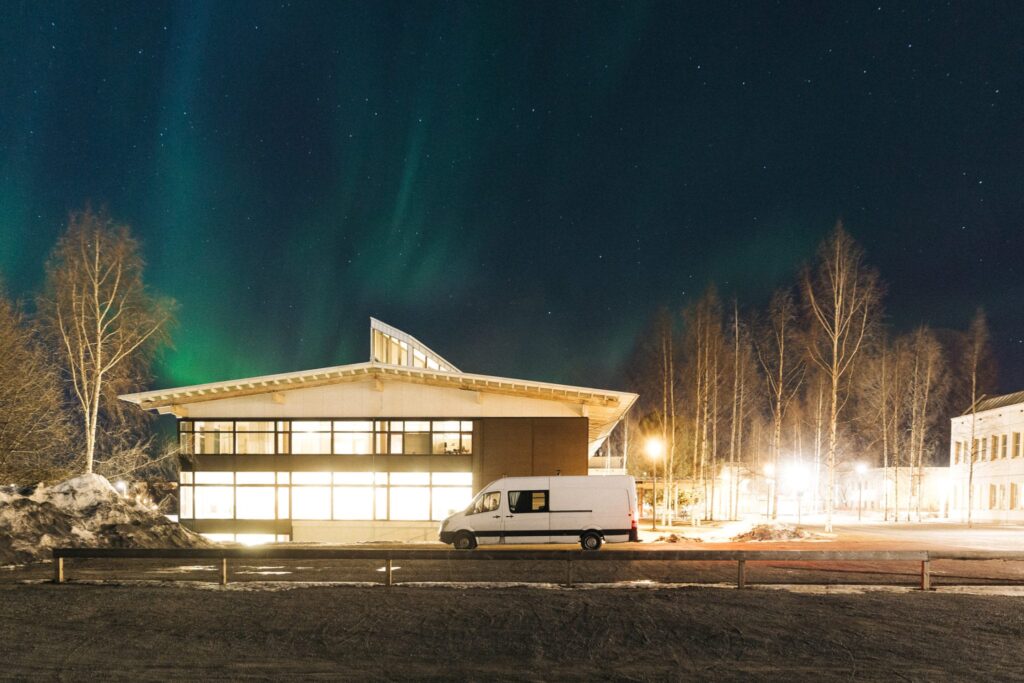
[580,532,603,551]
[453,532,477,550]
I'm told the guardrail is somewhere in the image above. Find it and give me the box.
[50,547,1024,590]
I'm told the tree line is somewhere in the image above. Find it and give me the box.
[624,223,996,530]
[0,207,174,484]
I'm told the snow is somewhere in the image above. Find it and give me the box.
[0,473,212,566]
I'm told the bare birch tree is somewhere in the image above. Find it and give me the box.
[802,223,882,532]
[754,288,805,520]
[39,208,174,474]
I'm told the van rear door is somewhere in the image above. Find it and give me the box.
[503,489,550,543]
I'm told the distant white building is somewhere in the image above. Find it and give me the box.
[949,391,1024,522]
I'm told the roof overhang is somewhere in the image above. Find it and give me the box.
[119,362,637,454]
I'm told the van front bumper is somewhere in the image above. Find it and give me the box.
[439,531,456,545]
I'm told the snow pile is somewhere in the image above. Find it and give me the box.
[652,533,702,544]
[0,473,212,565]
[731,523,815,542]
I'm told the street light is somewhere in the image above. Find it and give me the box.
[114,480,128,497]
[645,437,665,531]
[855,462,868,522]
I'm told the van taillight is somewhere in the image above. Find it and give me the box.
[631,516,637,530]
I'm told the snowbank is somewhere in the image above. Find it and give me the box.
[731,523,816,542]
[0,473,212,565]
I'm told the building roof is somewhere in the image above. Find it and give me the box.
[120,321,638,454]
[963,390,1024,415]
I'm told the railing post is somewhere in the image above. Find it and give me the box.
[920,559,930,591]
[565,560,574,588]
[221,557,229,586]
[737,559,746,589]
[385,558,393,587]
[54,556,64,584]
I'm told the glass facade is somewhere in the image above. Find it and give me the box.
[371,329,455,372]
[179,419,473,455]
[179,470,473,523]
[178,419,475,525]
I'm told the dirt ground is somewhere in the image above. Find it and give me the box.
[1,581,1022,680]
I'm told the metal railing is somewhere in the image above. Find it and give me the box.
[50,547,1024,589]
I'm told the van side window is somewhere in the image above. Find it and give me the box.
[471,491,501,515]
[508,490,549,513]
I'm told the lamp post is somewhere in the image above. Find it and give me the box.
[645,437,665,531]
[855,462,868,522]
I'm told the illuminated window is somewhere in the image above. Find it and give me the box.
[277,487,290,518]
[432,472,472,486]
[432,433,462,454]
[193,422,233,454]
[333,487,373,520]
[390,472,429,485]
[334,472,374,485]
[236,487,276,519]
[236,472,275,485]
[236,432,274,454]
[334,432,373,454]
[292,422,331,454]
[293,472,332,485]
[292,487,331,519]
[179,472,193,485]
[195,472,233,485]
[432,486,473,520]
[194,486,234,519]
[179,486,194,518]
[389,486,430,520]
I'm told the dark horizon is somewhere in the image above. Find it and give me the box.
[2,3,1022,393]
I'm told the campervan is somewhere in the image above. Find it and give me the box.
[439,475,638,550]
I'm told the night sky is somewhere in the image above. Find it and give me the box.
[2,3,1022,392]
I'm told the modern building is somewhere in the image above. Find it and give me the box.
[120,318,637,543]
[949,391,1024,522]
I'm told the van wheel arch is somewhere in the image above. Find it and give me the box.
[580,531,603,551]
[453,531,477,550]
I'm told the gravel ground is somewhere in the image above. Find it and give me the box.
[2,582,1022,680]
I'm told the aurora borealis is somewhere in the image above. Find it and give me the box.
[1,3,1022,390]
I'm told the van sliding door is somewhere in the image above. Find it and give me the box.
[503,490,550,543]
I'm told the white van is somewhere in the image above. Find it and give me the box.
[439,475,638,550]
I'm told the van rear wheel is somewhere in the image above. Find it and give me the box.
[453,532,477,550]
[580,532,603,551]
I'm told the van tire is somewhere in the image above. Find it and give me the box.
[453,532,477,550]
[580,532,603,551]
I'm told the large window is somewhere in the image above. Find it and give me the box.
[179,419,474,456]
[181,469,472,522]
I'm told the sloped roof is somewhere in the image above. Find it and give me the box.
[964,390,1024,415]
[119,361,637,453]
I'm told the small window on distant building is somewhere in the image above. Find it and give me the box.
[1001,434,1008,459]
[1015,433,1022,458]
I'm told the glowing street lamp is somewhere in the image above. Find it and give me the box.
[114,480,128,497]
[855,462,868,522]
[645,437,665,531]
